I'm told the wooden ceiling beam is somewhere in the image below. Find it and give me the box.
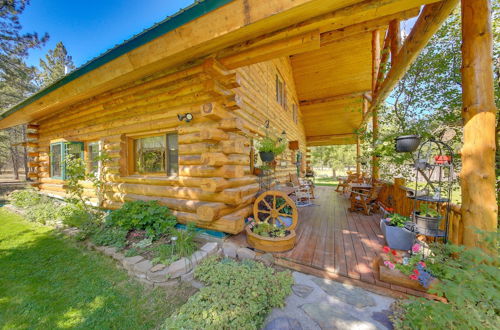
[307,133,357,142]
[362,0,459,126]
[299,91,367,106]
[320,8,420,46]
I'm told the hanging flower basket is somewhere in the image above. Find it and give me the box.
[259,151,275,162]
[395,135,421,153]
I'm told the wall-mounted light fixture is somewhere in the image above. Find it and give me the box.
[177,113,193,123]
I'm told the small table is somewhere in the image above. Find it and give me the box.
[349,183,372,192]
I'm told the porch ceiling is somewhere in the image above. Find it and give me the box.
[291,32,372,146]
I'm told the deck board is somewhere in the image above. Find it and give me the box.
[228,186,386,287]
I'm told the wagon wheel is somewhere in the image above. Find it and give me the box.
[253,190,298,230]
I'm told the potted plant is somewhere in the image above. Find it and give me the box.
[257,134,287,163]
[395,135,421,153]
[253,165,271,177]
[246,219,296,253]
[380,213,415,251]
[413,204,441,236]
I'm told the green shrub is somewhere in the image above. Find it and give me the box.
[391,231,500,329]
[163,257,293,329]
[151,226,197,265]
[91,226,128,248]
[25,201,60,224]
[106,200,177,239]
[58,203,93,228]
[9,189,44,209]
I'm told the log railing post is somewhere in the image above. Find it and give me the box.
[356,135,361,175]
[460,0,498,246]
[372,30,381,180]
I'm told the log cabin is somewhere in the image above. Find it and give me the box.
[0,0,496,240]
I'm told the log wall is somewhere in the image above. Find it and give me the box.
[26,57,306,234]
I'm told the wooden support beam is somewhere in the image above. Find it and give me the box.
[375,30,392,93]
[371,29,382,94]
[356,135,361,174]
[364,0,459,123]
[389,19,402,64]
[299,91,367,107]
[460,0,498,246]
[320,8,420,46]
[200,102,232,121]
[306,133,356,143]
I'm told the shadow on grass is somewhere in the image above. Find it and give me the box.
[0,210,194,329]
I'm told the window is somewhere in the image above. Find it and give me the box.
[134,133,178,175]
[292,103,298,124]
[87,142,100,174]
[276,73,287,110]
[50,142,84,179]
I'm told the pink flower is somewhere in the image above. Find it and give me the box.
[411,243,421,253]
[418,261,426,267]
[413,269,420,275]
[384,260,395,270]
[383,246,390,253]
[409,274,418,280]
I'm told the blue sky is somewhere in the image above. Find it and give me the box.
[20,0,195,68]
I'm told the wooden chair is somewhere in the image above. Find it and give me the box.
[336,173,361,194]
[348,184,384,215]
[289,173,315,202]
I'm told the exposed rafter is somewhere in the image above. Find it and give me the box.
[299,91,367,107]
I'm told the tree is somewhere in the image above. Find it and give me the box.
[0,0,48,179]
[37,41,75,87]
[311,145,356,178]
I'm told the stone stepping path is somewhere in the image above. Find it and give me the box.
[264,272,394,330]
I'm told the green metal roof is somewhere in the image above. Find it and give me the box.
[0,0,233,120]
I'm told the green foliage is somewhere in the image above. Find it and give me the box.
[37,41,75,87]
[311,145,357,177]
[90,226,128,248]
[252,222,288,238]
[151,225,197,265]
[256,134,287,156]
[164,257,293,329]
[417,204,440,218]
[392,231,500,329]
[106,200,177,239]
[387,213,410,228]
[9,189,43,208]
[57,203,94,228]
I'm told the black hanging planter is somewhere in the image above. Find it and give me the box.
[259,151,275,162]
[413,211,441,236]
[395,135,421,153]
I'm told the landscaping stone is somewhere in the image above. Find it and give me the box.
[135,277,154,286]
[264,316,303,330]
[167,258,193,278]
[154,279,180,288]
[149,263,166,273]
[103,246,117,257]
[371,310,393,330]
[190,280,205,289]
[256,253,275,266]
[146,268,171,283]
[237,247,256,260]
[122,255,144,271]
[222,242,238,258]
[133,259,153,276]
[180,270,195,282]
[311,277,376,308]
[200,242,218,256]
[112,251,125,261]
[190,250,208,265]
[292,284,314,298]
[301,302,369,329]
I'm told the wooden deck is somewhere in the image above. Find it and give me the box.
[229,186,387,286]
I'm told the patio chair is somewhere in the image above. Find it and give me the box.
[335,173,361,194]
[289,173,314,206]
[348,183,384,215]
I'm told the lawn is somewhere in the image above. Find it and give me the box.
[314,177,339,187]
[0,208,195,329]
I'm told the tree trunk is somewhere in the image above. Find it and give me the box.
[9,145,19,180]
[332,168,337,180]
[460,0,498,247]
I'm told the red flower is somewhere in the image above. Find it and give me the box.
[409,274,418,280]
[391,250,397,256]
[413,269,420,275]
[418,261,426,267]
[383,246,390,253]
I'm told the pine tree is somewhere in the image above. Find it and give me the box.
[37,41,75,87]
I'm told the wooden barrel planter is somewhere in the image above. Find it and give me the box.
[247,190,298,253]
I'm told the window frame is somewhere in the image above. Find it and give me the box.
[128,132,178,177]
[275,72,287,110]
[86,141,101,176]
[50,141,84,180]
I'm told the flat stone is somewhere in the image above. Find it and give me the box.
[190,280,205,289]
[154,279,180,288]
[312,278,376,308]
[190,250,208,265]
[149,263,167,272]
[146,268,171,283]
[264,317,303,330]
[112,251,125,261]
[135,277,154,286]
[301,302,369,330]
[292,284,314,298]
[122,255,144,271]
[103,246,117,257]
[256,253,274,266]
[180,270,195,282]
[237,247,256,260]
[133,259,153,275]
[200,242,219,256]
[222,242,238,258]
[371,310,393,330]
[166,258,193,278]
[95,245,107,252]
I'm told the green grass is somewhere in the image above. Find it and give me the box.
[0,208,195,329]
[314,177,339,187]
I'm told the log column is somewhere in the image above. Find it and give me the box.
[371,30,381,180]
[356,135,361,175]
[460,0,498,246]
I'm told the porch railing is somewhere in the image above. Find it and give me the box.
[377,178,464,245]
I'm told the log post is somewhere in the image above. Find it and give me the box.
[356,135,361,175]
[460,0,498,246]
[389,20,401,65]
[372,30,381,180]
